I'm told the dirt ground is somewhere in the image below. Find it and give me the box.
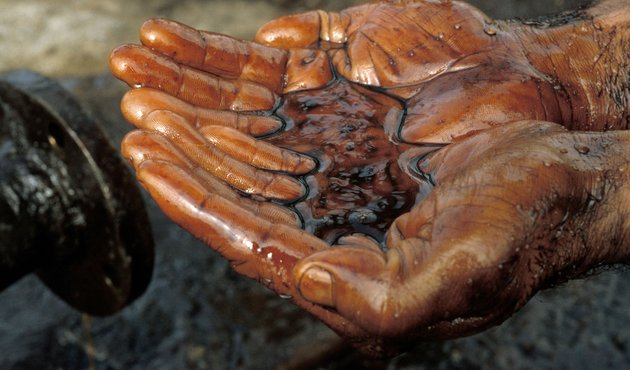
[1,0,629,369]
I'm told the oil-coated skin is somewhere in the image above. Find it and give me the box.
[109,0,630,356]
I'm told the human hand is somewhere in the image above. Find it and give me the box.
[109,0,562,241]
[109,0,630,355]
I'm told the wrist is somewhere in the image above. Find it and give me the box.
[552,131,630,283]
[515,129,630,295]
[588,0,630,26]
[509,1,629,131]
[585,131,630,266]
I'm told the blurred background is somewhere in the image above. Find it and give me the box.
[1,0,629,369]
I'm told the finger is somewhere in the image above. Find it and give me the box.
[122,130,299,226]
[198,125,316,175]
[109,44,278,111]
[137,158,371,347]
[121,88,282,137]
[140,19,288,93]
[293,215,501,338]
[136,159,327,285]
[293,241,412,336]
[255,9,353,49]
[140,110,305,202]
[255,11,322,49]
[125,99,313,175]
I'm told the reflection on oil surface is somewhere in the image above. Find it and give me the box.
[272,80,421,243]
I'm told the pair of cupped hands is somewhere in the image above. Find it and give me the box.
[110,0,629,355]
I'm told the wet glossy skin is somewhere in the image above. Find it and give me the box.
[110,0,630,356]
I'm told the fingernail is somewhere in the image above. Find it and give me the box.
[298,266,334,307]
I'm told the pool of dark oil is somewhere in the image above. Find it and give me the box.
[270,79,424,245]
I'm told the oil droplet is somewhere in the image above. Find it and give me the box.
[302,56,315,64]
[437,32,445,40]
[483,27,497,36]
[574,144,590,154]
[278,293,292,299]
[48,135,58,147]
[408,50,415,57]
[454,24,461,30]
[132,83,142,88]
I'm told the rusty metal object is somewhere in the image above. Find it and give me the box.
[0,70,153,315]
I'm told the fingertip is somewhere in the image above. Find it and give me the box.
[137,159,206,205]
[230,81,279,112]
[121,130,146,167]
[139,18,161,46]
[296,156,317,175]
[265,176,306,203]
[140,18,159,45]
[108,44,134,81]
[248,116,283,137]
[109,44,182,92]
[122,130,190,170]
[140,18,189,49]
[140,18,206,65]
[136,159,170,192]
[255,11,321,48]
[121,89,150,126]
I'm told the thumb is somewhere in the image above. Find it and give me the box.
[292,235,434,337]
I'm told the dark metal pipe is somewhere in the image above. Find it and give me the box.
[0,71,154,315]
